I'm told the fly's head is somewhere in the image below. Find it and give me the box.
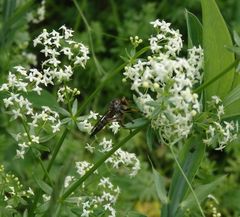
[110,97,129,113]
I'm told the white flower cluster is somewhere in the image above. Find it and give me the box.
[0,85,61,159]
[94,137,140,177]
[204,96,238,150]
[15,106,60,159]
[75,161,96,177]
[0,165,34,210]
[76,177,120,217]
[27,0,46,24]
[32,25,89,92]
[123,19,203,143]
[149,20,183,56]
[76,111,99,134]
[106,148,141,177]
[0,26,89,158]
[57,86,80,103]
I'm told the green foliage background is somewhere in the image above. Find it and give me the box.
[1,0,240,216]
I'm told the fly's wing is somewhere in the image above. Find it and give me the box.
[90,110,114,137]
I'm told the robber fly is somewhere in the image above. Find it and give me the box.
[90,97,130,137]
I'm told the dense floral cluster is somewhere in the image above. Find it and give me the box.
[0,165,34,210]
[0,26,89,159]
[204,96,238,150]
[27,0,46,24]
[65,177,120,217]
[124,19,203,143]
[63,162,123,217]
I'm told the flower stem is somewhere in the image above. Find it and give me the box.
[46,128,69,173]
[169,145,206,217]
[60,125,146,201]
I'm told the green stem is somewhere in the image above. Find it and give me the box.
[194,59,239,93]
[29,128,69,216]
[72,0,104,75]
[31,149,53,186]
[60,125,146,201]
[169,145,206,217]
[20,116,52,184]
[46,128,69,173]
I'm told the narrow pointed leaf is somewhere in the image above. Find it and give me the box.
[162,135,205,216]
[152,168,168,204]
[223,84,240,107]
[180,176,226,210]
[185,9,202,48]
[34,177,52,195]
[201,0,235,101]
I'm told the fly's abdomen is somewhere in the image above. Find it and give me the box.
[90,115,110,137]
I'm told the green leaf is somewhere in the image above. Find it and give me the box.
[146,125,154,151]
[162,135,205,217]
[223,84,240,107]
[180,176,226,210]
[39,134,56,143]
[124,118,149,129]
[34,177,52,194]
[32,143,50,152]
[152,168,168,204]
[233,30,240,47]
[3,0,16,21]
[25,90,59,109]
[185,9,202,48]
[223,83,240,117]
[71,99,78,116]
[23,209,28,217]
[201,0,236,102]
[55,107,71,117]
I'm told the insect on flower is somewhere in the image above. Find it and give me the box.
[90,97,131,137]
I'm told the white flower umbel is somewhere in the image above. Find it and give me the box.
[0,165,34,209]
[71,175,120,217]
[0,26,90,159]
[123,19,203,143]
[106,148,140,177]
[203,96,239,150]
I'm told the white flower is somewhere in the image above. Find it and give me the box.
[109,122,120,134]
[99,138,113,152]
[64,176,74,188]
[85,143,95,153]
[88,111,98,120]
[16,149,25,159]
[75,161,93,177]
[52,120,61,133]
[27,187,34,196]
[12,109,22,119]
[31,135,39,144]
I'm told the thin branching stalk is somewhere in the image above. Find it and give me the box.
[169,145,206,217]
[46,128,69,173]
[20,116,52,184]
